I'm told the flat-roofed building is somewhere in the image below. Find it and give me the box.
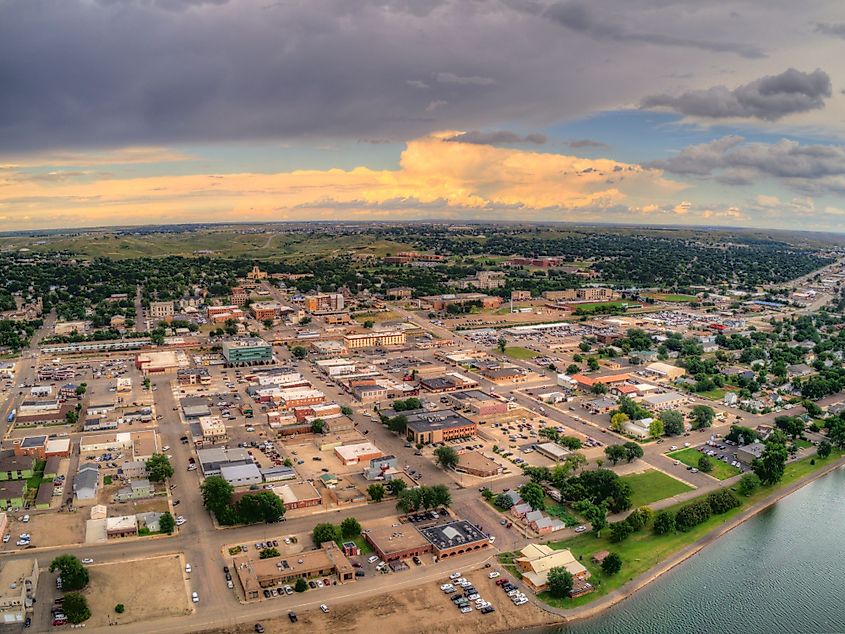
[644,362,687,380]
[641,391,686,411]
[134,350,182,376]
[0,558,38,623]
[535,442,571,462]
[106,515,138,538]
[197,447,252,476]
[454,451,502,477]
[233,541,354,601]
[277,387,325,410]
[334,442,383,466]
[177,368,211,386]
[222,340,273,366]
[343,331,406,349]
[13,436,48,459]
[251,301,283,321]
[220,463,263,487]
[447,389,508,416]
[79,432,132,455]
[199,416,227,444]
[364,525,432,562]
[404,409,477,445]
[273,481,322,510]
[418,520,490,559]
[148,301,175,321]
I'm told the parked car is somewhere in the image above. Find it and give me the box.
[192,592,199,603]
[320,604,329,613]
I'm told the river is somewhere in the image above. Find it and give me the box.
[542,467,845,634]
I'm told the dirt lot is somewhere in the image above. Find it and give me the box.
[202,569,558,634]
[1,510,85,549]
[83,554,192,627]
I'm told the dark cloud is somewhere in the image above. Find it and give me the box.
[445,131,546,145]
[648,136,845,195]
[543,0,766,58]
[814,22,845,38]
[641,68,832,121]
[567,139,609,149]
[434,72,495,86]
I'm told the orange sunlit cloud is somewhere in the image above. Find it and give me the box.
[0,133,685,230]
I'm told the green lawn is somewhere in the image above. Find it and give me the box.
[494,346,538,360]
[524,449,843,609]
[574,301,639,311]
[697,388,727,400]
[667,448,741,480]
[335,534,373,556]
[646,293,698,303]
[620,470,694,507]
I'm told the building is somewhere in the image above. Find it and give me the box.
[106,515,138,538]
[0,456,35,481]
[305,293,345,314]
[0,481,26,508]
[233,541,354,602]
[343,331,406,350]
[421,293,502,311]
[12,436,48,459]
[251,301,283,321]
[418,520,490,559]
[737,442,766,464]
[419,372,478,393]
[404,409,477,445]
[273,481,322,510]
[454,451,502,478]
[362,455,398,480]
[177,368,211,386]
[387,287,413,300]
[199,416,228,444]
[220,463,263,487]
[222,340,273,366]
[134,350,182,376]
[180,396,211,419]
[276,388,326,410]
[260,466,297,483]
[148,301,175,322]
[447,389,508,416]
[247,265,268,281]
[623,418,652,439]
[0,559,38,624]
[515,544,590,594]
[334,442,384,466]
[570,373,631,391]
[79,432,133,455]
[534,442,571,462]
[455,270,506,291]
[207,305,245,324]
[511,290,532,301]
[231,286,249,306]
[644,362,687,380]
[364,525,432,562]
[196,447,252,477]
[641,391,686,411]
[115,479,153,502]
[120,460,148,479]
[73,462,99,501]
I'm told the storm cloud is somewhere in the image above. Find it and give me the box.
[641,68,832,121]
[445,131,547,145]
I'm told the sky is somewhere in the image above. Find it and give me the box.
[3,0,845,232]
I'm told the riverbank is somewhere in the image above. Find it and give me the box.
[537,451,845,626]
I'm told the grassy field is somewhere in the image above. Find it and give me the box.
[494,346,538,360]
[335,534,373,555]
[528,449,843,609]
[697,388,727,400]
[646,293,698,303]
[620,470,694,507]
[667,448,741,480]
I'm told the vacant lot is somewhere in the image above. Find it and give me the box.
[667,448,741,480]
[83,555,191,627]
[2,511,85,549]
[621,469,694,507]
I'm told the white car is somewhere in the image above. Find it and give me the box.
[2,534,9,543]
[320,604,329,614]
[367,555,379,564]
[449,572,461,580]
[192,592,199,603]
[574,525,587,533]
[21,515,29,523]
[488,571,500,579]
[81,558,94,565]
[440,584,454,591]
[670,445,678,451]
[185,564,192,574]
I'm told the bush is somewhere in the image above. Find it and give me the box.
[601,552,622,575]
[674,501,712,531]
[260,547,280,559]
[707,490,741,515]
[608,521,633,543]
[697,455,713,473]
[63,592,91,624]
[294,578,308,592]
[625,507,653,532]
[494,492,514,510]
[115,604,125,614]
[653,510,675,535]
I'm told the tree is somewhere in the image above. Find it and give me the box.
[652,510,675,535]
[115,604,125,614]
[659,409,685,436]
[587,357,600,372]
[737,473,760,496]
[648,418,665,439]
[429,484,452,508]
[601,552,623,575]
[291,345,308,360]
[817,439,832,459]
[262,318,274,330]
[75,384,87,397]
[494,492,514,510]
[340,517,361,538]
[387,479,407,496]
[146,453,174,482]
[497,338,507,354]
[434,446,459,470]
[49,555,89,591]
[609,520,633,543]
[774,415,804,438]
[65,410,79,425]
[237,492,285,524]
[690,405,715,430]
[520,481,546,511]
[697,454,713,473]
[826,417,845,449]
[392,397,423,412]
[312,523,339,546]
[340,405,353,416]
[310,418,326,434]
[574,499,607,535]
[604,444,627,465]
[625,506,653,531]
[610,412,629,432]
[559,435,582,450]
[63,592,91,624]
[294,578,308,592]
[200,476,234,518]
[546,567,574,598]
[707,490,741,514]
[623,441,643,463]
[367,483,385,502]
[363,320,375,329]
[752,439,788,485]
[566,363,580,375]
[159,511,175,535]
[675,501,712,531]
[260,547,280,559]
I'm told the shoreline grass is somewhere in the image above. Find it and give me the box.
[620,470,694,508]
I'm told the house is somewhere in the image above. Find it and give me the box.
[34,483,53,510]
[511,502,532,519]
[73,462,100,501]
[120,460,148,479]
[584,397,617,414]
[115,479,153,502]
[106,515,138,538]
[515,544,590,594]
[0,456,36,481]
[137,511,164,533]
[0,481,26,508]
[623,418,653,439]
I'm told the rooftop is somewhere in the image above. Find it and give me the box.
[419,520,488,551]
